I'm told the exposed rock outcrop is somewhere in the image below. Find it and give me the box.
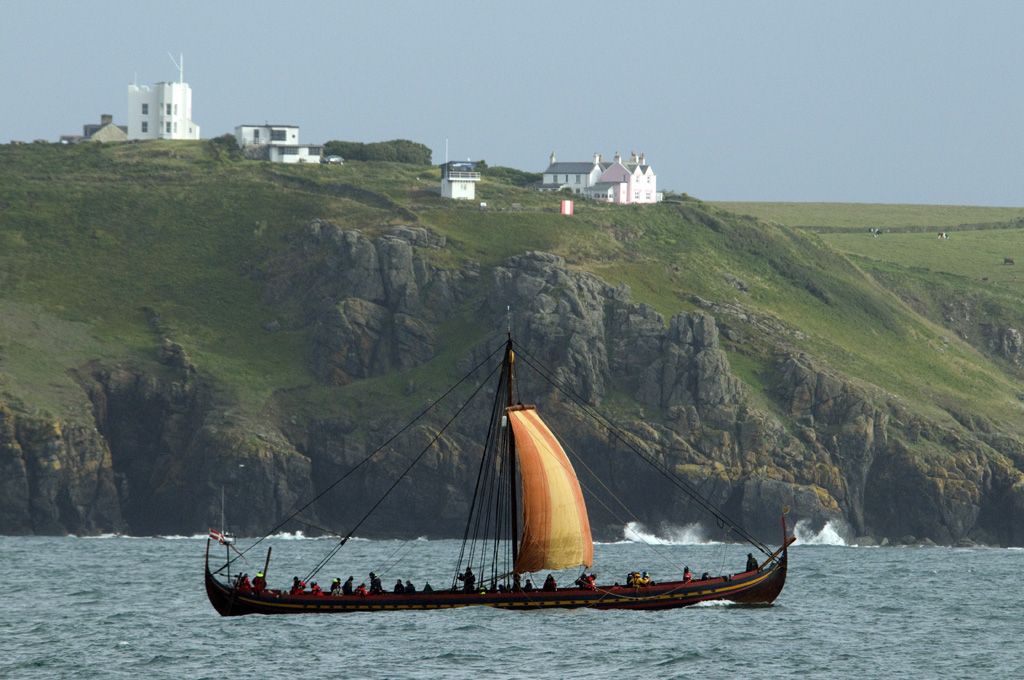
[5,224,1024,546]
[0,401,123,534]
[263,221,478,384]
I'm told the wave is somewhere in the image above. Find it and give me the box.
[158,534,209,540]
[618,521,723,546]
[794,520,849,546]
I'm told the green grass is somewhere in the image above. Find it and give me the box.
[822,228,1024,293]
[710,202,1024,231]
[3,141,1024,441]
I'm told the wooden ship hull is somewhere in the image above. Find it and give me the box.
[205,541,789,616]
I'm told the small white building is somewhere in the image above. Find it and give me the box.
[441,161,481,200]
[127,81,200,140]
[234,124,322,163]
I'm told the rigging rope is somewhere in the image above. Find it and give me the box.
[514,343,774,557]
[303,361,502,582]
[563,438,688,575]
[214,340,507,577]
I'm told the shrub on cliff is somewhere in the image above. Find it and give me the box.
[322,139,432,165]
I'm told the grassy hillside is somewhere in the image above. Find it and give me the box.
[710,201,1024,231]
[2,141,1024,437]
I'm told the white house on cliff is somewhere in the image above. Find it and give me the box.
[234,124,322,163]
[541,151,660,204]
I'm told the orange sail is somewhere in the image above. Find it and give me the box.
[508,406,593,573]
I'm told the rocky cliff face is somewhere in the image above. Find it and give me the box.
[4,221,1024,546]
[0,401,122,534]
[262,221,479,385]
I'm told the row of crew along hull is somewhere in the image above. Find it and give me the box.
[204,545,788,616]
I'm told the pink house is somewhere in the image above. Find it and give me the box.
[583,152,658,204]
[541,150,659,204]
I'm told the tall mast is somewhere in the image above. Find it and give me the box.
[505,333,519,570]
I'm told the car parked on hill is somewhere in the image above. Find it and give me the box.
[322,155,344,165]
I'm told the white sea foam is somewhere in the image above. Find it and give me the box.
[158,534,209,540]
[794,519,849,546]
[620,521,722,546]
[75,533,131,539]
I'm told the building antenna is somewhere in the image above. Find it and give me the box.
[168,52,184,82]
[445,137,449,165]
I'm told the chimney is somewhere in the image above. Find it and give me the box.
[550,151,556,165]
[593,152,600,165]
[613,151,621,164]
[100,114,113,125]
[639,152,646,166]
[630,150,639,164]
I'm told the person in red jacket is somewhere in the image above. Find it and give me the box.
[310,582,323,596]
[683,567,693,583]
[238,573,252,593]
[355,583,368,597]
[253,571,267,594]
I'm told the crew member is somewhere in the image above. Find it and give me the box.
[543,574,557,591]
[458,567,476,593]
[253,571,267,594]
[394,579,406,594]
[238,573,252,593]
[329,578,342,596]
[369,572,384,595]
[405,580,416,593]
[355,582,368,597]
[342,576,354,595]
[746,553,759,572]
[683,567,692,583]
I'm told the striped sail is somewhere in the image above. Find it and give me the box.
[509,406,593,573]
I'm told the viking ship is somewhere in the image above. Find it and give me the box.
[205,335,794,615]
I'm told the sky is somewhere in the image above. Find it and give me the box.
[2,0,1022,205]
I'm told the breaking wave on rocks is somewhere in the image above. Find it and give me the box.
[613,521,723,546]
[794,520,849,546]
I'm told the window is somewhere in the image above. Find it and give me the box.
[141,121,148,133]
[165,122,171,133]
[282,146,298,155]
[271,129,287,142]
[253,129,261,142]
[166,104,171,115]
[173,122,178,133]
[576,174,581,183]
[141,103,149,115]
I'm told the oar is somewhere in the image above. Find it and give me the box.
[262,547,272,580]
[758,535,797,571]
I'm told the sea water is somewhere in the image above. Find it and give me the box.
[1,526,1021,679]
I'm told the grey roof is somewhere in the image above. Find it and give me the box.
[588,182,619,190]
[238,124,300,129]
[544,161,597,174]
[625,163,652,173]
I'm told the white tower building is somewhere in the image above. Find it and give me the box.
[127,55,201,140]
